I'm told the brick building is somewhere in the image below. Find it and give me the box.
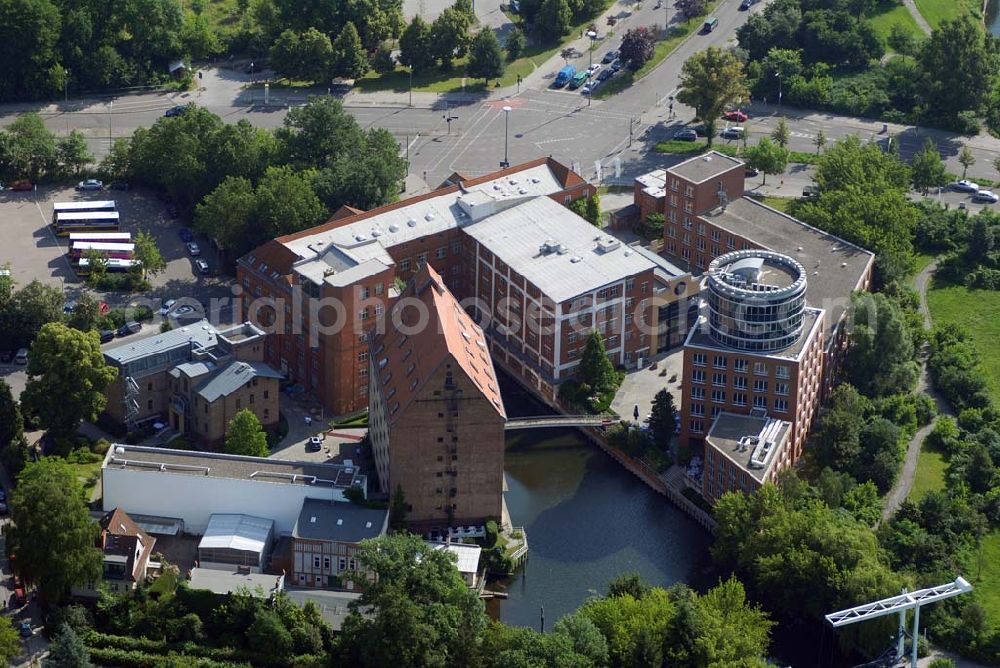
[290,499,387,590]
[634,152,875,502]
[238,158,695,417]
[102,322,281,446]
[368,265,507,533]
[73,508,157,598]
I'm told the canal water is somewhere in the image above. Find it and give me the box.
[488,376,712,628]
[989,0,1000,37]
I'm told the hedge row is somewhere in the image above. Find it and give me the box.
[84,632,246,662]
[86,647,251,668]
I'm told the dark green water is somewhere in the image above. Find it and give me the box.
[489,380,712,628]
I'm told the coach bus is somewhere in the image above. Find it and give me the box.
[52,200,116,223]
[54,211,121,235]
[69,242,135,260]
[68,232,132,244]
[75,257,136,276]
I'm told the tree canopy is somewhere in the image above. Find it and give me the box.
[22,322,116,438]
[224,409,269,458]
[676,48,749,146]
[8,458,102,603]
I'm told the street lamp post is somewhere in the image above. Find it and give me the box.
[108,100,113,149]
[775,71,782,110]
[409,67,413,107]
[501,105,512,168]
[586,30,598,107]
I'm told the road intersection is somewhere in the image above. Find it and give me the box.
[2,0,999,191]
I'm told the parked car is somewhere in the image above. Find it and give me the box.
[76,178,103,191]
[745,166,760,177]
[691,123,708,136]
[19,622,31,638]
[602,50,619,64]
[178,227,194,242]
[739,0,757,8]
[117,321,141,337]
[597,68,613,82]
[14,348,28,365]
[9,180,33,191]
[0,350,11,363]
[172,305,196,318]
[972,190,999,203]
[0,502,7,515]
[803,184,821,199]
[720,126,744,139]
[158,299,177,316]
[587,63,601,75]
[722,110,749,122]
[164,105,187,117]
[186,242,201,256]
[195,258,210,275]
[953,179,980,193]
[307,435,323,452]
[673,128,699,142]
[610,60,622,73]
[99,329,115,343]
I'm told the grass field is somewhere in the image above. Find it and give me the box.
[756,196,794,213]
[909,439,948,501]
[868,0,925,46]
[181,0,242,32]
[926,281,1000,405]
[68,460,102,498]
[912,0,981,28]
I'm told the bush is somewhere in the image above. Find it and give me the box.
[929,659,956,668]
[484,520,499,548]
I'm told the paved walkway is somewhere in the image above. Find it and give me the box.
[902,0,933,35]
[880,258,952,522]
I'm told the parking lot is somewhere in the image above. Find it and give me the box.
[0,184,231,311]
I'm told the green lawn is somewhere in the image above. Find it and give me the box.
[912,0,980,28]
[911,251,937,278]
[756,196,794,213]
[926,281,1000,405]
[68,461,102,498]
[909,438,948,501]
[181,0,243,33]
[868,0,925,46]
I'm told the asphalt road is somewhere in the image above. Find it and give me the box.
[1,0,998,191]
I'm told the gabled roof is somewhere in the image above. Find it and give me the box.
[194,359,283,402]
[371,265,506,423]
[293,499,387,543]
[99,508,155,582]
[199,514,274,554]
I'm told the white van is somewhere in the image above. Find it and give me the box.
[14,348,28,365]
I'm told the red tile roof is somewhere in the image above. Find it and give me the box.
[99,508,155,583]
[372,264,505,422]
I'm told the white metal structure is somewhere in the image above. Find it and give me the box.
[825,577,972,668]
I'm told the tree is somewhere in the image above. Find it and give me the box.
[847,292,919,398]
[224,409,269,457]
[676,48,748,147]
[431,7,472,69]
[811,384,869,473]
[887,22,918,57]
[535,0,571,42]
[910,138,948,194]
[619,27,655,72]
[247,610,293,664]
[919,17,999,118]
[332,21,369,79]
[399,16,435,73]
[6,112,58,180]
[0,0,62,102]
[770,117,790,147]
[958,144,975,179]
[569,194,600,226]
[388,483,408,532]
[255,165,326,239]
[859,417,903,492]
[68,292,103,333]
[133,230,165,281]
[0,617,20,666]
[82,248,107,286]
[467,28,505,82]
[0,379,22,449]
[194,176,257,255]
[22,323,116,438]
[57,130,93,176]
[744,137,788,185]
[295,27,337,83]
[646,389,676,452]
[8,459,102,603]
[5,279,63,349]
[371,44,396,74]
[43,624,92,667]
[337,534,487,667]
[607,571,651,599]
[506,26,525,61]
[551,614,609,666]
[579,331,617,397]
[814,128,826,154]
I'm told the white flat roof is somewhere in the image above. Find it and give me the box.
[188,567,283,597]
[199,514,273,554]
[282,164,565,286]
[463,196,677,303]
[428,541,482,574]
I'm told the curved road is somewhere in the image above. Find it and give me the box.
[880,259,952,522]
